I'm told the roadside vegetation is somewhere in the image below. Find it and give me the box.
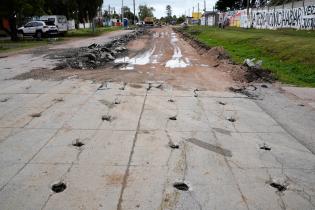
[0,27,121,53]
[180,26,315,87]
[65,26,121,37]
[0,39,59,53]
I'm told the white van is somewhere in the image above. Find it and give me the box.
[40,15,68,34]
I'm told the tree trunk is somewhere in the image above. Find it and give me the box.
[8,15,18,41]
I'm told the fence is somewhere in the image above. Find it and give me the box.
[221,0,315,30]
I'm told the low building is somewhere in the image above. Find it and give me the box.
[201,11,219,26]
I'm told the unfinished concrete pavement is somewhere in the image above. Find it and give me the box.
[0,28,315,210]
[0,79,314,209]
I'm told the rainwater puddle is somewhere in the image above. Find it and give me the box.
[165,33,190,68]
[114,45,156,70]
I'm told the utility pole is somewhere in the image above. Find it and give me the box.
[108,5,111,26]
[121,0,124,24]
[247,0,250,17]
[133,0,136,24]
[204,0,206,26]
[198,3,200,25]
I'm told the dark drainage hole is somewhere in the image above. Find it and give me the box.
[30,113,41,118]
[169,116,177,120]
[270,182,287,192]
[218,101,226,105]
[168,99,175,103]
[173,182,189,191]
[227,118,236,122]
[72,139,84,147]
[102,115,112,122]
[51,182,67,193]
[169,144,179,149]
[260,143,271,151]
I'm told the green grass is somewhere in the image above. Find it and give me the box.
[0,39,59,53]
[65,26,121,37]
[0,26,121,53]
[180,26,315,87]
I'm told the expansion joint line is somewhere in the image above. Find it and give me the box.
[116,89,148,210]
[196,95,250,210]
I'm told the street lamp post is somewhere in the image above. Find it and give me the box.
[121,0,124,24]
[133,0,136,24]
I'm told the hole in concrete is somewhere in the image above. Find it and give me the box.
[119,82,127,90]
[102,115,112,122]
[298,104,305,107]
[168,99,175,103]
[72,139,84,147]
[193,89,199,97]
[114,98,121,104]
[51,182,67,193]
[227,117,235,122]
[218,101,226,105]
[169,143,179,149]
[30,113,41,118]
[173,182,189,191]
[147,83,152,91]
[270,182,287,192]
[0,97,9,102]
[261,84,268,88]
[54,97,64,102]
[260,143,271,151]
[169,116,177,120]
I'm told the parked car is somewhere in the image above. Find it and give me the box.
[40,15,68,35]
[17,21,58,38]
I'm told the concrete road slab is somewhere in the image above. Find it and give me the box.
[79,130,136,166]
[43,165,126,210]
[0,29,314,209]
[0,163,70,210]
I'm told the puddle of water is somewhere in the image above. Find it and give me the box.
[171,33,178,43]
[165,33,190,69]
[114,45,156,70]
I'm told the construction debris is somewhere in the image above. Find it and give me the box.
[51,30,144,70]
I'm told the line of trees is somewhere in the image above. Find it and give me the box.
[0,0,103,40]
[160,5,185,25]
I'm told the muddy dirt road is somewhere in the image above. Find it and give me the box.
[15,27,235,91]
[0,27,315,210]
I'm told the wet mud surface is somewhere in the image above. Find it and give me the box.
[13,27,239,91]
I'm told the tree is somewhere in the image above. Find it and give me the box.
[76,0,103,23]
[0,0,103,40]
[138,5,155,21]
[122,6,138,24]
[166,5,172,23]
[215,0,242,11]
[43,0,78,19]
[0,0,45,40]
[176,15,185,24]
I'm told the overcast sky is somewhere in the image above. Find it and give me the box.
[102,0,217,18]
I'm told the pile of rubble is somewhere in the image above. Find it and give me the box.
[52,30,144,70]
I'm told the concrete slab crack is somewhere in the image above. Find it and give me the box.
[116,90,148,210]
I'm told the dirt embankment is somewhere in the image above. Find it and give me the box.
[174,27,274,84]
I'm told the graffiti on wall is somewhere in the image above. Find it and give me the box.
[252,4,315,29]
